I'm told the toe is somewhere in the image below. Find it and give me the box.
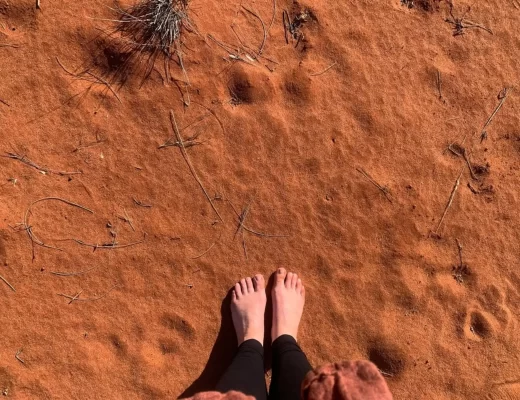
[275,268,287,286]
[235,283,242,298]
[296,278,303,293]
[245,277,254,293]
[301,285,306,298]
[253,274,265,290]
[285,272,294,288]
[240,278,248,294]
[232,289,237,301]
[291,273,298,289]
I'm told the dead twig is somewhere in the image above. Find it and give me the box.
[234,199,253,258]
[310,62,337,77]
[192,231,222,259]
[72,132,106,152]
[0,274,16,292]
[267,0,277,33]
[436,69,443,100]
[15,349,25,365]
[50,266,98,277]
[356,168,392,203]
[456,239,464,268]
[57,285,119,304]
[462,149,479,180]
[241,6,267,56]
[117,208,135,231]
[445,4,493,36]
[71,233,146,250]
[229,200,287,258]
[56,57,122,104]
[0,98,10,107]
[480,87,512,141]
[22,197,94,260]
[133,198,152,208]
[3,152,82,176]
[168,110,224,222]
[0,43,19,48]
[433,168,464,236]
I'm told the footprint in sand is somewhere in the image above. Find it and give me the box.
[465,310,495,340]
[160,312,195,339]
[367,340,406,378]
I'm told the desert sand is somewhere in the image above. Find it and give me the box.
[0,0,519,399]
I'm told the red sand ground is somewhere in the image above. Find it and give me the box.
[1,0,519,399]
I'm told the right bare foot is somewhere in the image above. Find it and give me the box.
[271,268,305,342]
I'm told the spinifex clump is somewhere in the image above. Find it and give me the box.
[112,0,191,83]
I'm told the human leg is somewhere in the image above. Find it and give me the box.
[215,275,268,400]
[269,269,311,400]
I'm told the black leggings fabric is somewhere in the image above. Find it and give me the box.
[216,335,312,400]
[269,335,312,400]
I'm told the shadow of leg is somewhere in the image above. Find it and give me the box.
[178,291,237,399]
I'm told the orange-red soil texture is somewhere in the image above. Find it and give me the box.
[1,0,519,399]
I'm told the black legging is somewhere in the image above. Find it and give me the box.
[216,335,312,400]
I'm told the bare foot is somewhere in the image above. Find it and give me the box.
[231,274,267,345]
[271,268,305,342]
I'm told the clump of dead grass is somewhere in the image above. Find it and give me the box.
[109,0,193,83]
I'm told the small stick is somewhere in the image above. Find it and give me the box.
[169,110,224,222]
[433,168,464,235]
[379,370,394,378]
[448,144,462,157]
[242,6,267,56]
[0,274,16,292]
[456,239,464,268]
[192,241,217,260]
[356,168,392,203]
[0,98,10,107]
[462,20,493,34]
[436,69,443,100]
[85,71,122,104]
[15,349,24,364]
[22,197,94,259]
[229,201,288,240]
[133,198,152,208]
[480,87,512,140]
[191,101,226,135]
[50,266,98,277]
[56,57,122,104]
[57,285,119,303]
[0,43,19,48]
[71,233,146,250]
[118,208,135,231]
[3,152,82,176]
[234,200,253,258]
[310,62,337,77]
[192,231,222,259]
[462,149,479,180]
[467,182,479,194]
[268,0,277,33]
[242,226,288,238]
[66,290,83,304]
[72,133,105,152]
[282,11,290,44]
